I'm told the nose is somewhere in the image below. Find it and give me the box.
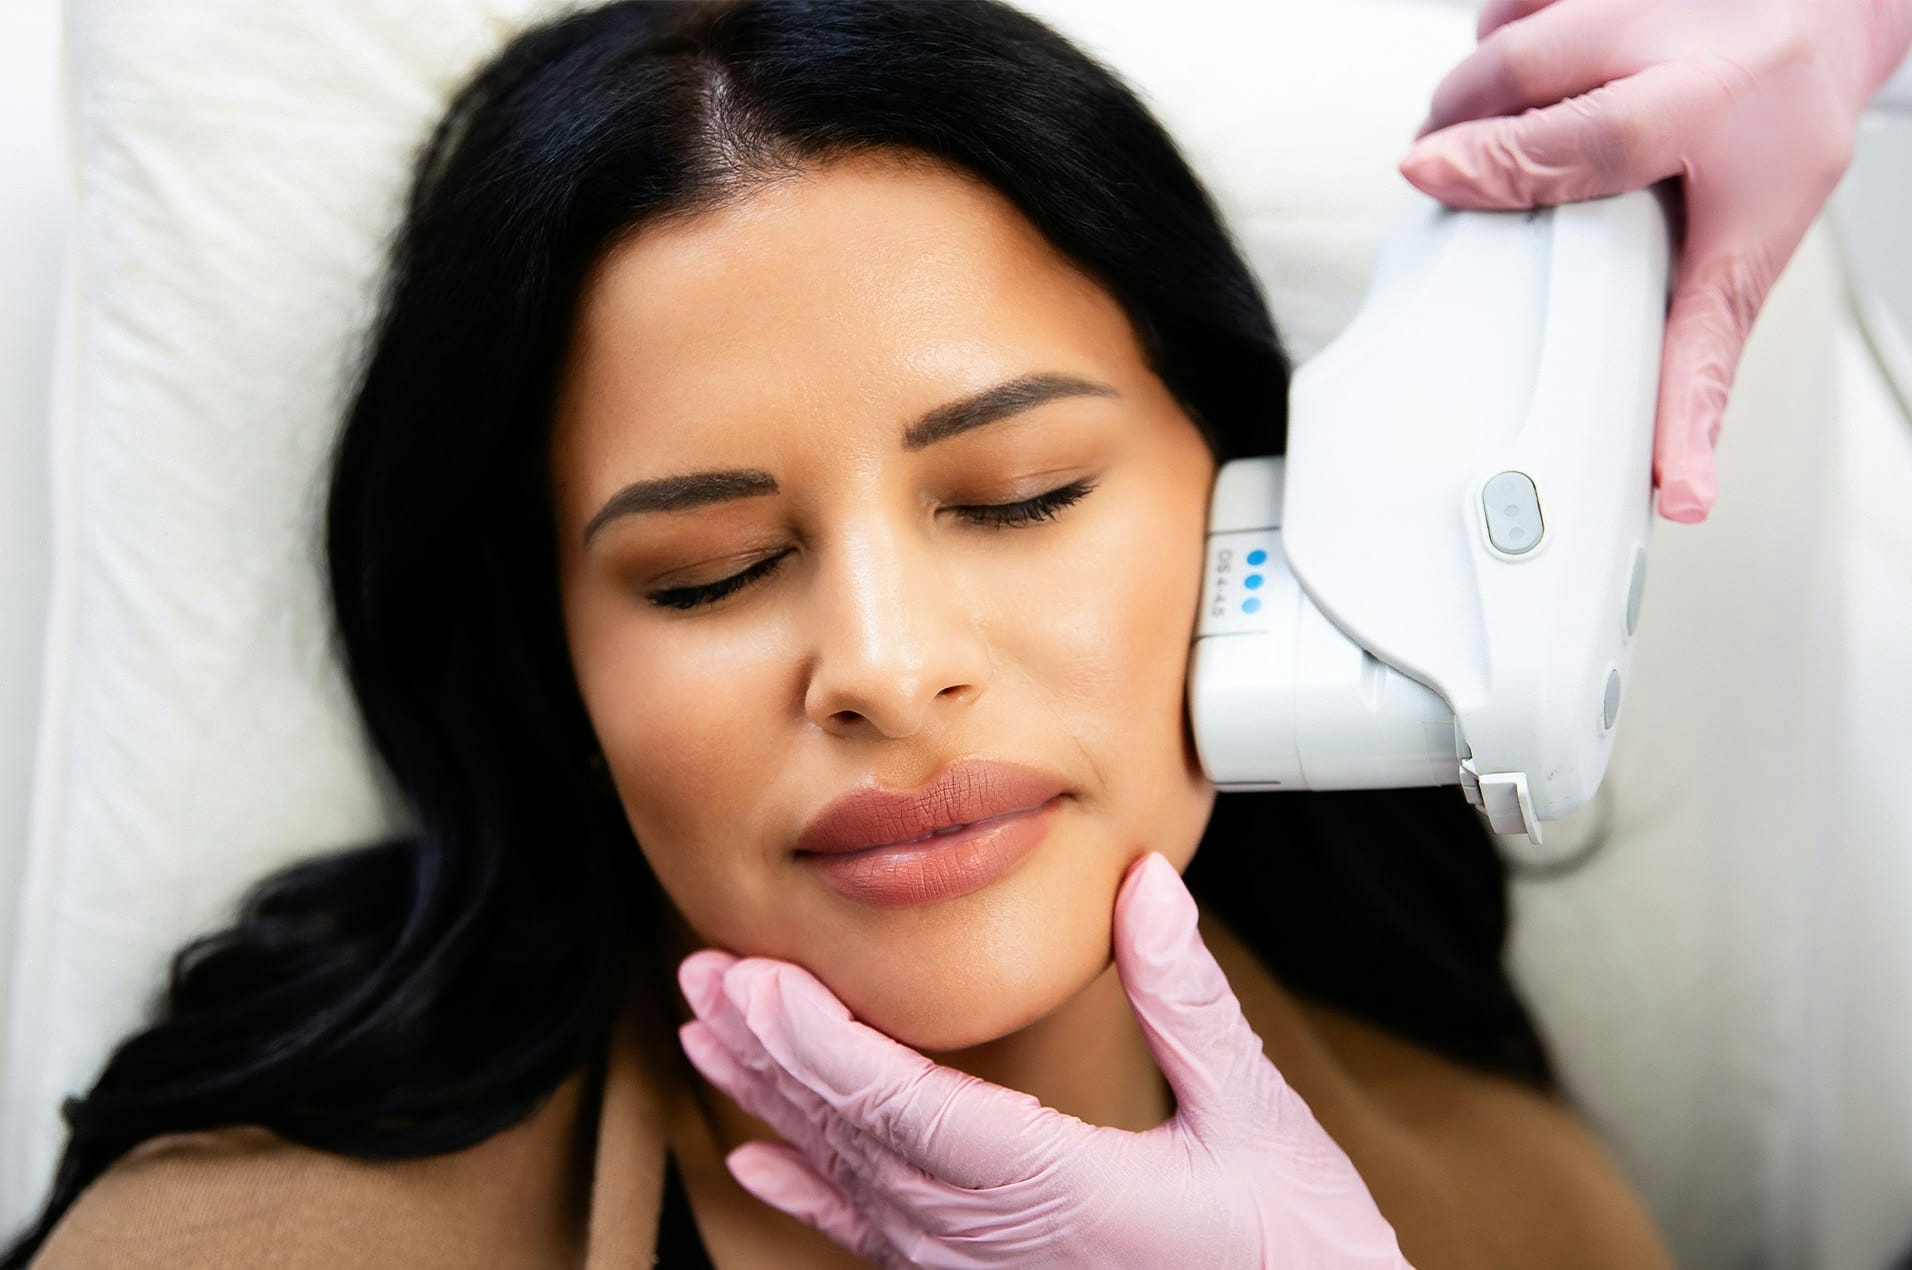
[802,520,990,740]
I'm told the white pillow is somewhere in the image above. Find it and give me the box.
[6,1,1900,1265]
[0,0,67,1083]
[1,0,573,1223]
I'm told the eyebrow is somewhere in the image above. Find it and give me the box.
[580,372,1119,547]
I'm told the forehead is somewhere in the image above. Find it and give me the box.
[553,150,1142,461]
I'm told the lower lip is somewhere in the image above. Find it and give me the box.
[798,797,1062,908]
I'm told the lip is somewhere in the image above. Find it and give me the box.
[795,759,1069,908]
[797,759,1069,855]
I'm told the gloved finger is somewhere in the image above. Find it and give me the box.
[681,956,879,1183]
[1474,0,1562,44]
[725,957,1077,1191]
[678,947,740,1002]
[1651,241,1782,522]
[683,1012,949,1256]
[1116,861,1408,1263]
[1110,853,1279,1146]
[681,953,825,1126]
[679,1018,844,1170]
[1400,61,1703,208]
[1415,0,1561,138]
[705,1018,1073,1269]
[689,954,1038,1246]
[725,1140,916,1270]
[1416,0,1624,138]
[684,951,816,1120]
[711,963,1090,1266]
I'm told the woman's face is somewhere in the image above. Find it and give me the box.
[551,150,1218,1051]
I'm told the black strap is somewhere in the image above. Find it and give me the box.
[652,1151,716,1269]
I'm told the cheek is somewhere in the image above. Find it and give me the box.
[1008,468,1209,777]
[569,604,790,871]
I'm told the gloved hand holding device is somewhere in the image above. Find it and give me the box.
[675,853,1411,1270]
[1399,0,1912,523]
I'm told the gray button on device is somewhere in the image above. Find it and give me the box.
[1482,471,1543,555]
[1625,545,1648,638]
[1602,668,1622,730]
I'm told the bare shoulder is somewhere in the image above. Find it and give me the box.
[32,1075,589,1270]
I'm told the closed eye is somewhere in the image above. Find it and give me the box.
[951,478,1097,529]
[643,479,1099,610]
[645,552,789,611]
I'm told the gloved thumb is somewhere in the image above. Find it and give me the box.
[1652,241,1779,522]
[1111,853,1274,1144]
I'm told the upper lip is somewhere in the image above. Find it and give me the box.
[796,759,1069,856]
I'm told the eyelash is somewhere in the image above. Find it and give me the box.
[643,479,1100,611]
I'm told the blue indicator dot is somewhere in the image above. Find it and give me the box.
[1245,549,1267,566]
[1243,573,1264,590]
[1241,597,1262,614]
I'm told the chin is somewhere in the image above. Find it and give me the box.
[850,971,1112,1057]
[855,943,1111,1055]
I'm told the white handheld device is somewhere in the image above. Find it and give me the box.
[1188,188,1674,842]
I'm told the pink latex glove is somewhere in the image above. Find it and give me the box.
[1398,0,1912,523]
[674,853,1410,1269]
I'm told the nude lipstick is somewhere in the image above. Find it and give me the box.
[795,759,1067,908]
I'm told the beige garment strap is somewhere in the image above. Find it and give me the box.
[582,976,674,1269]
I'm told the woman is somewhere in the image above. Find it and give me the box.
[5,1,1671,1265]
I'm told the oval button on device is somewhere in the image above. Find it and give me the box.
[1482,470,1543,555]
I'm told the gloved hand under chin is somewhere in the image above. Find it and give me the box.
[675,853,1412,1270]
[1399,0,1912,524]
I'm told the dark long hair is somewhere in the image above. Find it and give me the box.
[4,1,1550,1261]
